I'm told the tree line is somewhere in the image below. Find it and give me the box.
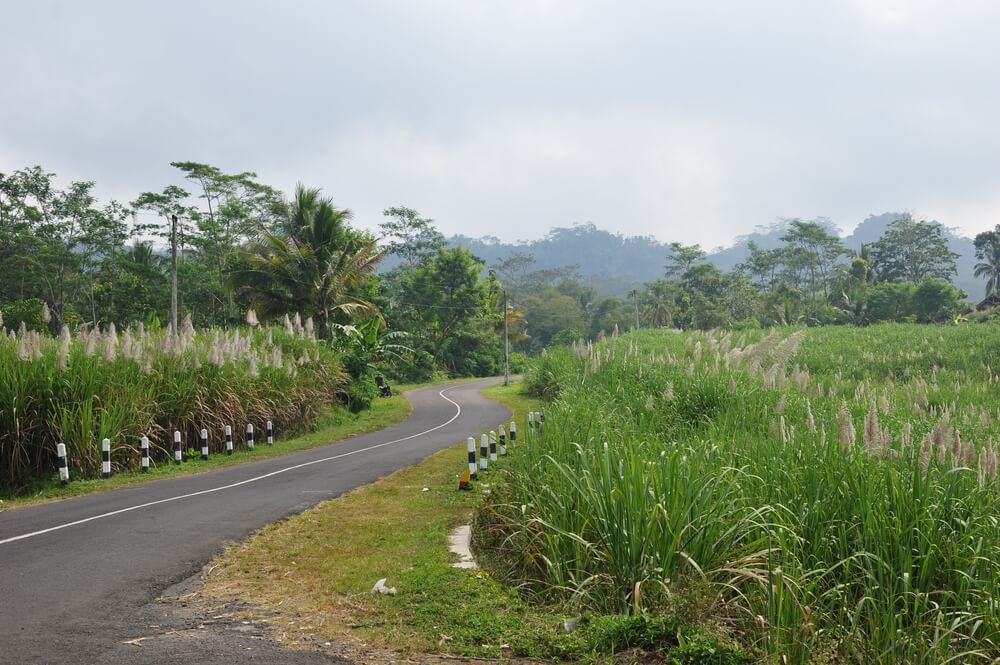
[6,163,1000,374]
[493,217,1000,351]
[0,163,506,385]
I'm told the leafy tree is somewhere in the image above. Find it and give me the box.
[664,242,706,279]
[912,277,965,322]
[379,206,445,265]
[737,241,784,289]
[779,220,845,301]
[521,289,585,351]
[392,247,491,369]
[869,216,958,284]
[866,281,916,323]
[589,296,632,339]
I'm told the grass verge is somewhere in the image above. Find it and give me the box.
[0,392,412,511]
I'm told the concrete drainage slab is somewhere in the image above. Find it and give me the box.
[447,525,477,569]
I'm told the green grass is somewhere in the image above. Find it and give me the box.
[482,324,1000,663]
[0,393,411,510]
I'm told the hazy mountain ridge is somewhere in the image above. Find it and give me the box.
[444,215,984,300]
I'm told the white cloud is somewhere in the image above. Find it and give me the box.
[3,0,1000,246]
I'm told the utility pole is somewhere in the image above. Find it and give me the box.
[503,289,510,386]
[632,289,640,330]
[170,213,178,336]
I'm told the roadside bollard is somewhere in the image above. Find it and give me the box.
[489,430,497,462]
[540,409,545,425]
[102,438,111,478]
[509,421,517,445]
[225,425,233,455]
[140,436,150,472]
[528,412,535,431]
[479,433,488,471]
[57,443,69,485]
[200,429,209,460]
[266,420,273,445]
[499,425,507,456]
[173,431,182,464]
[246,423,255,450]
[467,437,477,480]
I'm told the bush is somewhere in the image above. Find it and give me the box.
[2,298,49,333]
[343,373,377,412]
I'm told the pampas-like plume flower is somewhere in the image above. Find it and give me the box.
[775,395,786,415]
[304,317,315,339]
[837,401,856,449]
[728,376,737,394]
[104,324,118,362]
[58,325,71,370]
[919,434,932,472]
[41,302,51,323]
[662,383,674,401]
[644,395,654,412]
[900,422,912,449]
[863,401,879,450]
[246,308,259,327]
[806,399,816,433]
[284,313,293,335]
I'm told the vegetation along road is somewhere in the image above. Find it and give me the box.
[0,379,509,665]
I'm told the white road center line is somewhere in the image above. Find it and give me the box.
[0,386,464,546]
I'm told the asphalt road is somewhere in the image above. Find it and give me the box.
[0,379,510,665]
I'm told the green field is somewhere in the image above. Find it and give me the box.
[481,324,1000,663]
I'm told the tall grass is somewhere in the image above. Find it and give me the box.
[484,325,1000,663]
[0,318,346,491]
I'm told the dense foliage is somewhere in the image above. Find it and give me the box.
[485,325,1000,662]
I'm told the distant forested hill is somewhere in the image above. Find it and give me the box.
[424,215,983,300]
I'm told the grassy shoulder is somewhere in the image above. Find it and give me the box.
[198,379,582,660]
[0,391,413,511]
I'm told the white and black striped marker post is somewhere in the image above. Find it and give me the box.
[225,425,233,455]
[246,423,254,450]
[489,430,498,462]
[140,436,149,472]
[499,425,507,456]
[528,412,535,432]
[101,438,111,478]
[509,421,517,445]
[540,409,545,425]
[57,443,69,485]
[173,430,182,464]
[266,420,273,445]
[479,433,488,471]
[467,437,477,480]
[200,428,209,460]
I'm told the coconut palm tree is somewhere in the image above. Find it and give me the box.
[229,185,383,339]
[974,239,1000,300]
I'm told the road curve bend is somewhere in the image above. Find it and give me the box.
[0,378,510,665]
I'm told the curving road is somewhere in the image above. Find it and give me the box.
[0,379,510,665]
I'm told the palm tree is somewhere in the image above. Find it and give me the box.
[229,185,383,339]
[974,240,1000,300]
[641,280,673,328]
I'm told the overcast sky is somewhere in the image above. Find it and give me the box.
[2,1,999,248]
